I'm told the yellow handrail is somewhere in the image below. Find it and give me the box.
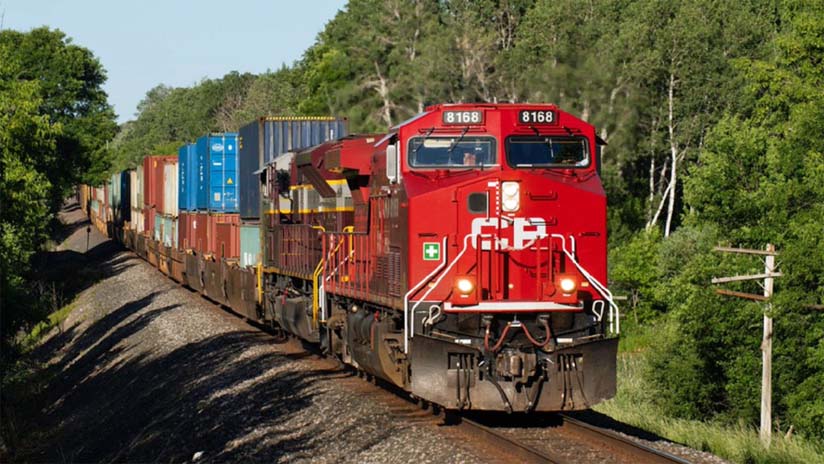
[311,224,327,328]
[256,262,263,304]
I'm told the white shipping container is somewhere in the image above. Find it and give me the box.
[130,170,139,210]
[136,165,144,207]
[133,208,144,234]
[163,161,179,217]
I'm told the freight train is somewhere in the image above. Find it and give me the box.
[80,104,620,413]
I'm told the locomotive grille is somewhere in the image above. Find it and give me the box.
[376,248,402,297]
[389,247,401,296]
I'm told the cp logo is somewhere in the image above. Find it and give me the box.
[470,217,547,250]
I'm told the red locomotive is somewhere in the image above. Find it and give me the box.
[258,103,619,412]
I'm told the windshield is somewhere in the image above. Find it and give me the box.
[408,136,497,168]
[505,136,589,168]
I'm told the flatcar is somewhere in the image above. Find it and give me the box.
[85,103,620,413]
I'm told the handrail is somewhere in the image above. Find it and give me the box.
[403,236,448,353]
[551,234,620,334]
[310,225,327,327]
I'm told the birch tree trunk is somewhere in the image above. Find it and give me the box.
[664,72,678,237]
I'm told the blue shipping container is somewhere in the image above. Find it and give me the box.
[194,133,239,212]
[178,143,197,211]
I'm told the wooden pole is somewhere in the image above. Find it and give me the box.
[760,244,775,447]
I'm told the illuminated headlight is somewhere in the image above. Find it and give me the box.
[456,277,475,294]
[559,277,577,294]
[501,181,520,212]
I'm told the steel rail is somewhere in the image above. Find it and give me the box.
[559,414,693,464]
[459,417,563,464]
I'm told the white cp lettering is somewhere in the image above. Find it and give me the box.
[470,217,547,250]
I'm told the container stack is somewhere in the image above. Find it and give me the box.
[237,117,348,267]
[178,133,241,258]
[143,155,177,241]
[204,132,240,259]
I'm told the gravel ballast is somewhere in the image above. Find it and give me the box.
[24,205,482,463]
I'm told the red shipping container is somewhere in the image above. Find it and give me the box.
[178,211,190,249]
[142,156,153,207]
[207,213,240,259]
[143,206,155,236]
[143,155,177,209]
[179,212,209,254]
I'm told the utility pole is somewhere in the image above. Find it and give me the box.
[761,244,775,446]
[712,244,780,447]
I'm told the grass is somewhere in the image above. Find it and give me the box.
[595,325,824,464]
[21,301,76,352]
[1,300,78,459]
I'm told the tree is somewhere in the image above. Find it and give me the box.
[0,27,117,191]
[652,3,824,438]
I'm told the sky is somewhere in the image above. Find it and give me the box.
[1,0,347,123]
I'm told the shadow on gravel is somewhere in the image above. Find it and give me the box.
[21,316,340,463]
[30,202,138,330]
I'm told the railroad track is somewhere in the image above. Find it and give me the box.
[456,414,693,464]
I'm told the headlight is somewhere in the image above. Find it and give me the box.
[456,277,475,294]
[559,277,577,294]
[502,181,520,212]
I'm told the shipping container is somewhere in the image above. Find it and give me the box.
[136,164,144,208]
[179,211,209,253]
[161,215,177,249]
[109,171,131,226]
[130,170,139,210]
[153,158,163,211]
[207,213,240,259]
[240,224,261,268]
[144,207,155,235]
[132,207,145,234]
[238,117,348,219]
[142,157,153,207]
[163,159,179,216]
[154,211,162,242]
[178,143,197,211]
[143,155,177,209]
[194,133,238,212]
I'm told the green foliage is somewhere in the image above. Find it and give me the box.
[597,353,824,464]
[111,69,308,171]
[645,2,824,441]
[609,229,662,323]
[0,27,115,356]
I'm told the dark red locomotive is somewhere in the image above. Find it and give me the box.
[259,103,619,412]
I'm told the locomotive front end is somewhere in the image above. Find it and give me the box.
[399,104,618,412]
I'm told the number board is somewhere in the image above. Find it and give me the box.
[518,109,557,125]
[442,110,484,125]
